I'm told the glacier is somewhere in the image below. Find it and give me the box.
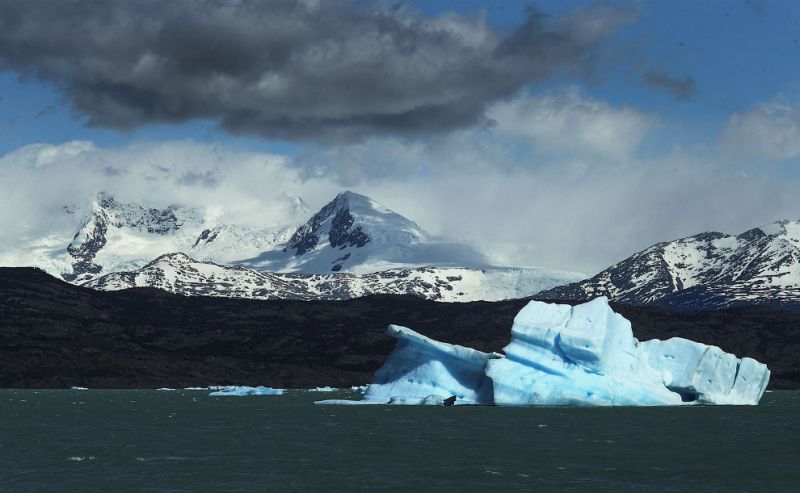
[319,297,770,407]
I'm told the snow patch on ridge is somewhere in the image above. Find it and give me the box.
[83,252,585,302]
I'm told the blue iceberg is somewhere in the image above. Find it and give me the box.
[318,297,770,406]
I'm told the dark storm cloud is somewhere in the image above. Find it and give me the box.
[0,0,634,142]
[642,70,696,101]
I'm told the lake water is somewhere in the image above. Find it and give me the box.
[1,389,798,492]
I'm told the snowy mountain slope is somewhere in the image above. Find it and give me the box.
[5,189,586,301]
[538,220,800,309]
[237,191,490,274]
[26,192,297,283]
[84,252,586,302]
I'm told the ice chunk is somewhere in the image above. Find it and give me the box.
[727,357,771,404]
[639,339,770,404]
[308,386,337,392]
[314,399,384,405]
[350,385,368,394]
[208,386,285,396]
[387,395,445,405]
[361,324,501,405]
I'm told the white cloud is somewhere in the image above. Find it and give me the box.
[0,140,341,252]
[719,100,800,161]
[486,88,653,160]
[2,140,97,168]
[3,92,800,275]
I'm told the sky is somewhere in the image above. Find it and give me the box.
[1,0,799,273]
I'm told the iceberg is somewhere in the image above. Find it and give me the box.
[208,386,285,396]
[323,297,769,406]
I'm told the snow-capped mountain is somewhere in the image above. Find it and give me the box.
[84,252,585,302]
[238,191,489,274]
[39,192,295,283]
[538,220,800,310]
[6,189,585,301]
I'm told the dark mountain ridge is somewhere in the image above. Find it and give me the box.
[2,267,798,389]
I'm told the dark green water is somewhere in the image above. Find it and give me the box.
[1,389,798,492]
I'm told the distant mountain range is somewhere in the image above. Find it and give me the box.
[10,190,584,302]
[539,221,800,310]
[84,252,582,302]
[8,188,800,308]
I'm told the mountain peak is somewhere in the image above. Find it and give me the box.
[334,190,363,201]
[331,190,386,215]
[95,191,118,210]
[237,191,489,274]
[284,191,423,260]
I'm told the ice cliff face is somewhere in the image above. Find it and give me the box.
[321,297,770,406]
[539,221,800,310]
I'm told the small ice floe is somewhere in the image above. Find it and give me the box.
[70,386,89,390]
[67,456,96,461]
[350,385,368,394]
[316,395,458,406]
[183,387,207,390]
[308,386,337,392]
[208,386,285,397]
[157,388,176,391]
